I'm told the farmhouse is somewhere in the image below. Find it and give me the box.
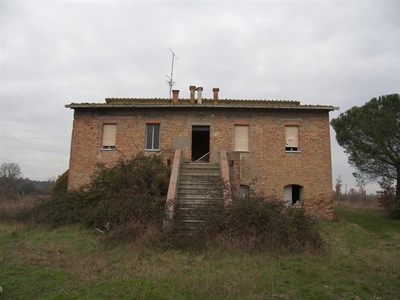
[66,86,336,219]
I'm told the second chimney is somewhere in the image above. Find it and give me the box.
[197,87,203,104]
[189,85,196,104]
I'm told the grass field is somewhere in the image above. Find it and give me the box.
[0,199,399,299]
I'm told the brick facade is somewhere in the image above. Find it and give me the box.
[67,91,335,219]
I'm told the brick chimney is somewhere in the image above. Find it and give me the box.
[189,85,196,104]
[172,90,179,104]
[197,86,203,104]
[213,87,219,104]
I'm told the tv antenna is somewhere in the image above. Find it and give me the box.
[166,48,178,99]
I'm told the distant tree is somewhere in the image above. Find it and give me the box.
[0,162,22,196]
[335,175,343,202]
[353,173,367,205]
[331,94,400,201]
[16,178,35,195]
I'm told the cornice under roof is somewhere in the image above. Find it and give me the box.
[66,97,338,111]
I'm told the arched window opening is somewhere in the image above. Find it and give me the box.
[284,184,303,206]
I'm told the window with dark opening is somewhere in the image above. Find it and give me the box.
[284,184,303,206]
[145,124,160,150]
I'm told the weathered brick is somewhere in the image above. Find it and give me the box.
[67,97,335,219]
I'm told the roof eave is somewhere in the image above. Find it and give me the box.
[65,103,336,111]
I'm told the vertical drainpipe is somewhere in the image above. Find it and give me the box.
[189,85,196,104]
[197,86,203,104]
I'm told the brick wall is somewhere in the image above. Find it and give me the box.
[68,107,333,219]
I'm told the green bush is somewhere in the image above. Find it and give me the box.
[204,193,325,254]
[19,191,85,227]
[20,154,170,238]
[52,170,69,196]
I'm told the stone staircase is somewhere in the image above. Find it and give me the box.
[173,163,224,235]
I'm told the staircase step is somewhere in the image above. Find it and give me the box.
[178,190,222,196]
[173,162,224,235]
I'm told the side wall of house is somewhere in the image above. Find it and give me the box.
[68,107,333,219]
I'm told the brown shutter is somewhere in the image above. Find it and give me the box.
[234,125,249,151]
[285,126,299,148]
[102,124,117,147]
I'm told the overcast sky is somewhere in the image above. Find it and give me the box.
[1,0,399,193]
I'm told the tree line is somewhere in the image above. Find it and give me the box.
[0,162,54,196]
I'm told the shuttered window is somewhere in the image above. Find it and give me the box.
[234,125,249,151]
[285,126,299,151]
[102,124,117,150]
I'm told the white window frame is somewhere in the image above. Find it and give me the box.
[284,184,303,206]
[145,123,160,150]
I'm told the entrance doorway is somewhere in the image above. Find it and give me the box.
[191,125,210,161]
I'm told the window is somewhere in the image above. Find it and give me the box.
[285,125,299,152]
[284,184,303,206]
[145,124,160,150]
[240,184,250,200]
[102,123,117,150]
[234,125,249,151]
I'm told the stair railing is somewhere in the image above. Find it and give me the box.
[195,151,210,162]
[163,149,183,230]
[219,150,232,206]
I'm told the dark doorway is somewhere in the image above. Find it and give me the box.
[292,184,301,205]
[192,125,210,161]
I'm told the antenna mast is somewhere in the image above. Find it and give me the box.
[166,48,178,99]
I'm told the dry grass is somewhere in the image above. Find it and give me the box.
[1,195,400,299]
[0,195,45,224]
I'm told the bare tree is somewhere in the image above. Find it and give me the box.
[335,175,343,202]
[0,162,22,196]
[353,172,367,204]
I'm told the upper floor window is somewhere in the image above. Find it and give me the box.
[145,123,160,150]
[285,125,299,152]
[102,123,117,150]
[234,125,249,152]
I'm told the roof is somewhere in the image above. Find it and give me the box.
[65,98,337,111]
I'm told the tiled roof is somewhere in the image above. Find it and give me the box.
[65,97,337,111]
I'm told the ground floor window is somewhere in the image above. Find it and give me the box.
[284,184,303,206]
[240,184,250,199]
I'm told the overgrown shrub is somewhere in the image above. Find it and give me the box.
[15,155,325,253]
[203,193,325,254]
[19,191,85,226]
[52,170,69,196]
[19,153,170,238]
[84,154,170,229]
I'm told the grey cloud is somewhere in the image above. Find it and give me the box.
[1,0,399,191]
